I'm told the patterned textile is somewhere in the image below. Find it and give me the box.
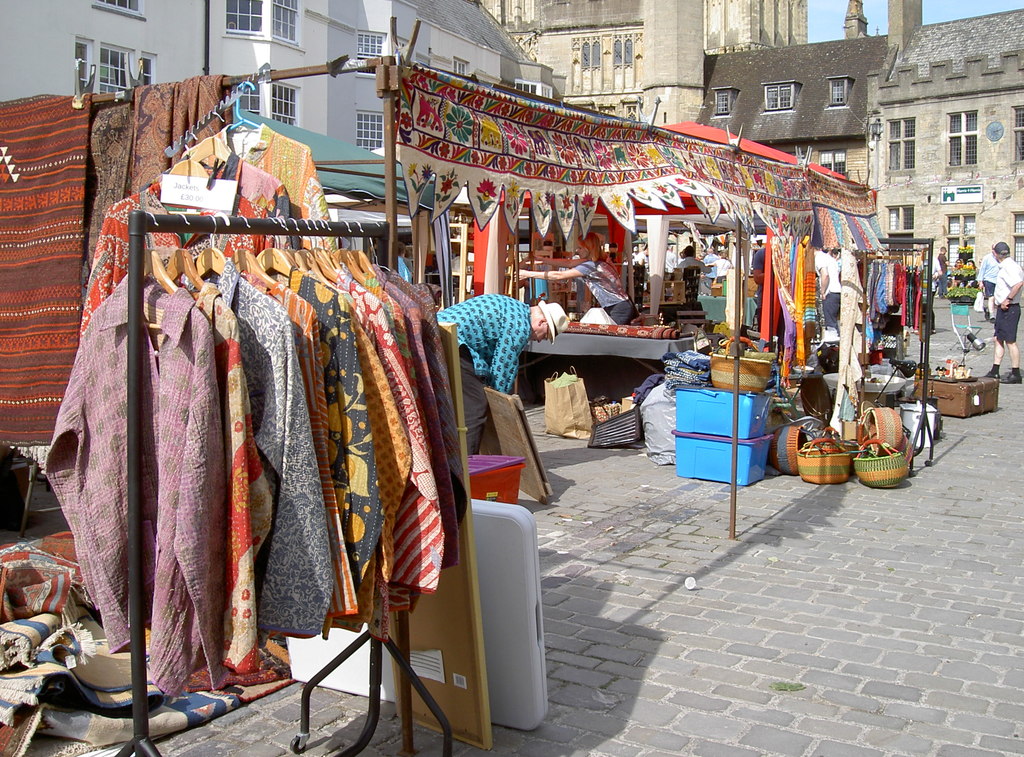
[253,275,355,618]
[0,542,88,625]
[436,295,532,395]
[81,184,267,334]
[233,124,336,250]
[383,277,461,565]
[0,704,39,757]
[48,281,227,696]
[0,95,90,445]
[193,285,268,674]
[131,75,225,188]
[339,275,444,592]
[215,262,331,636]
[84,102,133,281]
[564,322,681,339]
[662,351,712,389]
[398,66,817,238]
[291,274,381,594]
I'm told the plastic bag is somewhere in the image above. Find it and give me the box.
[640,383,676,465]
[974,291,985,312]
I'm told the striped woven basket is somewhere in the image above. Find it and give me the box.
[858,406,913,465]
[769,423,807,476]
[709,337,774,393]
[854,438,909,489]
[797,437,853,484]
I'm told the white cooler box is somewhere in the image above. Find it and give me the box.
[288,499,548,730]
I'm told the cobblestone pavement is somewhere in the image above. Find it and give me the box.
[35,301,1024,757]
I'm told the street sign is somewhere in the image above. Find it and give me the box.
[940,184,983,204]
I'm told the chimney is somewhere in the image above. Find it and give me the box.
[888,0,922,51]
[845,0,867,39]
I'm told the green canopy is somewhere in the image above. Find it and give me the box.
[246,112,409,205]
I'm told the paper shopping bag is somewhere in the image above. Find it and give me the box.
[544,368,593,439]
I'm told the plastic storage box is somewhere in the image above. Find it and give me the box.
[468,454,526,504]
[675,387,771,439]
[672,430,773,485]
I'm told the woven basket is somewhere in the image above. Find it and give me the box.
[797,437,853,484]
[769,423,807,476]
[710,337,774,393]
[858,406,912,465]
[854,438,909,488]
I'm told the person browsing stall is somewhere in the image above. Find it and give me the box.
[520,231,639,325]
[437,294,569,454]
[983,242,1023,384]
[976,245,1000,322]
[815,248,842,338]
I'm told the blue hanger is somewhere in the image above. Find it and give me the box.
[230,80,259,132]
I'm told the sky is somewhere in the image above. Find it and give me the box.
[807,1,1024,43]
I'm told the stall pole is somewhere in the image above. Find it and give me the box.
[728,221,746,541]
[379,55,400,271]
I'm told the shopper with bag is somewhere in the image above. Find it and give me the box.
[438,294,569,454]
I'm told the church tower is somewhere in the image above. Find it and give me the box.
[705,0,807,53]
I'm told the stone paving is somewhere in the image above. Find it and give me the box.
[34,300,1024,757]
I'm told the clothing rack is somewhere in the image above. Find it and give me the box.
[121,210,451,757]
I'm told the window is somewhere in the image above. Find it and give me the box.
[96,0,140,11]
[514,80,553,98]
[1015,214,1024,264]
[764,83,794,111]
[613,39,623,65]
[624,38,633,66]
[98,45,128,93]
[357,32,385,59]
[356,111,384,150]
[947,214,976,250]
[584,40,601,70]
[713,89,734,117]
[888,118,916,170]
[828,78,849,107]
[227,0,262,33]
[139,54,154,85]
[238,85,261,115]
[581,43,590,69]
[270,83,297,125]
[888,206,914,232]
[818,149,847,177]
[75,39,92,88]
[949,111,978,166]
[452,58,468,76]
[1014,107,1024,162]
[272,0,297,43]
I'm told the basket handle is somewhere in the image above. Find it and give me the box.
[719,336,757,356]
[858,437,897,456]
[803,437,845,454]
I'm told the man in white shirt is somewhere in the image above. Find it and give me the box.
[984,242,1024,384]
[815,249,842,339]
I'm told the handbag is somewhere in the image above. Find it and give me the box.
[710,337,775,393]
[854,438,909,488]
[544,368,593,440]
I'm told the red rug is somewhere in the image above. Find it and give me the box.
[565,322,681,339]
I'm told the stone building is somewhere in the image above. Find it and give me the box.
[480,0,807,124]
[869,8,1024,263]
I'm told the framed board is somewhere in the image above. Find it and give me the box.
[479,388,552,505]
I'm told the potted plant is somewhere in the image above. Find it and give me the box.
[947,285,981,305]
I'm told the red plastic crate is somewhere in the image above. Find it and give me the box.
[468,455,526,504]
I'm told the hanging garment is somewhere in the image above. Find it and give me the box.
[215,261,332,636]
[85,102,134,279]
[48,281,227,696]
[81,184,267,335]
[230,124,336,250]
[193,284,272,674]
[248,275,356,617]
[131,75,225,188]
[290,273,383,593]
[0,95,91,445]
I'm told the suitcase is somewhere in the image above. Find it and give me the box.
[916,377,998,418]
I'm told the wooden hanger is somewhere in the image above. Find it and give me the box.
[339,248,374,286]
[292,248,313,271]
[313,247,342,282]
[165,249,204,291]
[167,157,210,178]
[145,250,179,294]
[243,249,277,288]
[256,247,296,278]
[195,246,226,279]
[182,134,232,166]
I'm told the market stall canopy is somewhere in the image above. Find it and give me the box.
[245,112,414,206]
[396,66,881,250]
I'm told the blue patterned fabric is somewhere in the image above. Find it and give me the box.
[437,295,531,394]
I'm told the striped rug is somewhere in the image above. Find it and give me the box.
[0,95,90,445]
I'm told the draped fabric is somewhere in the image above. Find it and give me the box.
[0,95,91,444]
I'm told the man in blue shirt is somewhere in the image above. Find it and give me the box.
[438,294,568,454]
[976,246,1001,322]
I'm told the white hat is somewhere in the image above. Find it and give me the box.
[536,300,569,342]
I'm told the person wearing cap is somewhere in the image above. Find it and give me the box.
[437,294,568,454]
[520,231,639,325]
[983,241,1023,384]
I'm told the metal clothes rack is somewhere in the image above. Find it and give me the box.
[120,210,451,757]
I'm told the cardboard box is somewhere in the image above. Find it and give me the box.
[915,377,998,418]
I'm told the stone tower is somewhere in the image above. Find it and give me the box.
[845,0,867,39]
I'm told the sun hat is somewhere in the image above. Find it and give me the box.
[536,300,569,342]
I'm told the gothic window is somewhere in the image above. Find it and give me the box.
[591,41,601,70]
[614,39,622,65]
[624,38,633,66]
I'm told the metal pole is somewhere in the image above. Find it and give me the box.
[380,56,400,271]
[729,222,744,541]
